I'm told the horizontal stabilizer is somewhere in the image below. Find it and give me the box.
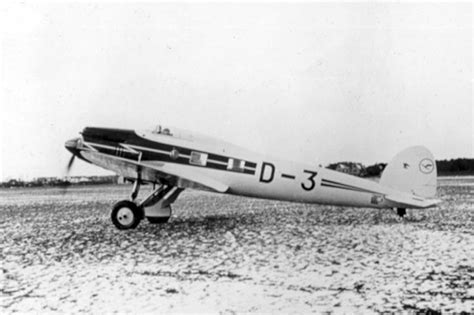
[385,194,441,209]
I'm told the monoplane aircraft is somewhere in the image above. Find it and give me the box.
[65,125,441,230]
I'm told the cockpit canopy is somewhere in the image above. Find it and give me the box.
[152,125,173,136]
[141,124,253,157]
[148,124,199,142]
[146,124,222,146]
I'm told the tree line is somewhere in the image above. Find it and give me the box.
[436,158,474,176]
[0,175,119,188]
[327,158,474,177]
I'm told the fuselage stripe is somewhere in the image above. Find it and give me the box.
[208,154,228,163]
[321,182,371,194]
[246,161,257,168]
[127,144,170,155]
[84,140,256,176]
[321,179,380,194]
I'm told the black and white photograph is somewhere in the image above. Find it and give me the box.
[1,1,473,313]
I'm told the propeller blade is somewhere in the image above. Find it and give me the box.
[66,154,76,173]
[61,154,76,195]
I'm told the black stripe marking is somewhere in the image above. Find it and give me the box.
[87,140,257,176]
[93,146,115,156]
[281,174,296,179]
[321,179,379,194]
[322,179,374,191]
[86,138,122,148]
[206,162,228,171]
[243,169,255,175]
[208,154,228,163]
[246,161,257,168]
[321,182,370,194]
[321,183,374,194]
[90,145,140,162]
[321,183,355,192]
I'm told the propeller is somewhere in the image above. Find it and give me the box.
[64,137,80,175]
[63,137,80,193]
[66,154,76,174]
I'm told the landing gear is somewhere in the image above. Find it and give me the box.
[131,178,140,201]
[110,179,184,230]
[397,207,406,217]
[111,200,143,230]
[139,185,183,224]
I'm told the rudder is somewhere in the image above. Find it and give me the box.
[380,146,437,198]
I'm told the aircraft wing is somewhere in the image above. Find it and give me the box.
[81,151,229,193]
[385,194,442,209]
[145,161,229,193]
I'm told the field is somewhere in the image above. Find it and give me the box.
[1,177,473,313]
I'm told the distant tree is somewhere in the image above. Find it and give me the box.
[437,158,474,176]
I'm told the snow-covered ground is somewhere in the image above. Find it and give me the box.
[1,179,473,313]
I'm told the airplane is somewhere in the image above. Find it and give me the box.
[65,125,441,230]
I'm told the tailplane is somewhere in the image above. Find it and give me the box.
[380,146,437,198]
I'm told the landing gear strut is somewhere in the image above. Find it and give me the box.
[138,185,183,224]
[131,178,140,201]
[110,179,183,230]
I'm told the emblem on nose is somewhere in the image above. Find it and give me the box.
[170,148,180,160]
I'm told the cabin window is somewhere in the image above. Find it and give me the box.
[190,151,208,166]
[227,158,245,172]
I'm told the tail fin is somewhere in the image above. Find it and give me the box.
[380,146,437,198]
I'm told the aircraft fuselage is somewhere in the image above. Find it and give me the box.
[75,127,401,209]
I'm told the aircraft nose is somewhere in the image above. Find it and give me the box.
[65,137,81,154]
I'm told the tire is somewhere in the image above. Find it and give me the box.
[147,217,170,224]
[111,200,142,230]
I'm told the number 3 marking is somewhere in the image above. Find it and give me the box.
[301,170,318,191]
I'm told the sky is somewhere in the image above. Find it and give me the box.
[0,1,472,180]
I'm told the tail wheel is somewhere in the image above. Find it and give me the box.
[111,200,143,230]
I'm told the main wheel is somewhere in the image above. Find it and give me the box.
[111,200,142,230]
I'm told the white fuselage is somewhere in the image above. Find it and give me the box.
[134,130,399,209]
